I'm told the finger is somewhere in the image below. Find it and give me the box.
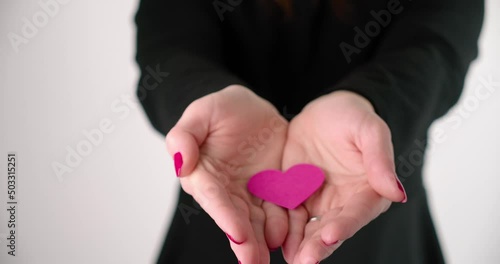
[187,169,259,262]
[358,115,407,203]
[295,190,389,263]
[166,97,213,177]
[292,216,322,264]
[282,206,308,263]
[263,201,288,251]
[320,187,390,245]
[298,207,342,253]
[229,197,265,264]
[249,205,271,264]
[296,232,342,264]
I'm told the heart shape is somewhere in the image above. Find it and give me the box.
[247,164,325,209]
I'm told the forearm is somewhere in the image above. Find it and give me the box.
[135,0,246,134]
[325,0,484,153]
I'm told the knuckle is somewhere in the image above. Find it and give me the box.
[366,117,390,138]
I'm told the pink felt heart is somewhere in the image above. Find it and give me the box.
[247,164,325,209]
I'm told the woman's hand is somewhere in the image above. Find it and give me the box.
[166,85,289,264]
[280,91,407,264]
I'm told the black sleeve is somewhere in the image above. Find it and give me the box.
[328,0,484,153]
[135,0,247,135]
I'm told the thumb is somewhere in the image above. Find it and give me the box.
[358,115,407,203]
[165,97,212,177]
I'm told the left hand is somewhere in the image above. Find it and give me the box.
[280,91,407,264]
[165,85,289,264]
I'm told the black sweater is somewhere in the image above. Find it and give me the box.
[135,0,483,263]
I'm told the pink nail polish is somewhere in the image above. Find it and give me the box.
[225,233,244,245]
[174,152,183,177]
[238,261,242,264]
[325,240,339,246]
[396,178,407,203]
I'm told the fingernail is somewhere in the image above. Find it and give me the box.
[225,233,244,245]
[396,177,407,203]
[174,152,183,177]
[238,261,241,264]
[325,240,339,246]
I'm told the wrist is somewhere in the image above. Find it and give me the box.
[328,90,375,112]
[304,90,375,115]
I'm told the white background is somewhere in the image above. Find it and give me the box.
[0,0,498,263]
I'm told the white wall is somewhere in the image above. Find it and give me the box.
[0,1,498,263]
[424,1,500,263]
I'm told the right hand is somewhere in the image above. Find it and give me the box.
[166,85,289,264]
[279,91,406,263]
